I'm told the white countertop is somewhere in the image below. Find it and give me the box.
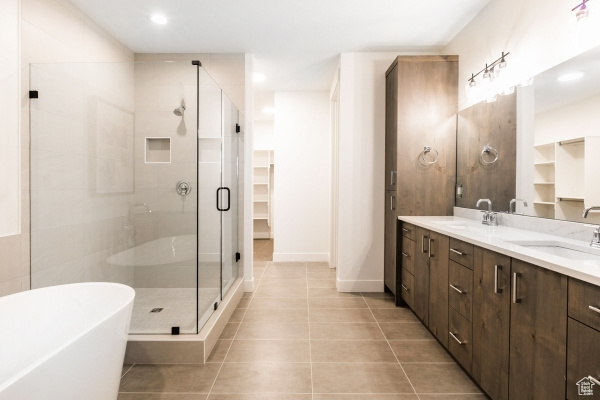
[398,215,600,286]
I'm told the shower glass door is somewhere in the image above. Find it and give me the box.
[29,60,240,336]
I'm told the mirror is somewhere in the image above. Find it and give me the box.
[456,44,600,224]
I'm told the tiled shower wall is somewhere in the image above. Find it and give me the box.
[0,0,133,297]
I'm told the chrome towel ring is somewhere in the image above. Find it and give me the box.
[480,146,498,165]
[420,146,439,165]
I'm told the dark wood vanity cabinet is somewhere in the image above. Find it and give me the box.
[408,225,449,345]
[508,259,567,400]
[383,55,457,299]
[566,278,600,399]
[472,247,511,400]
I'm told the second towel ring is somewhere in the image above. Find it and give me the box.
[420,146,439,165]
[480,146,499,165]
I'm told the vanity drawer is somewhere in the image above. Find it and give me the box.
[449,237,474,270]
[448,306,473,374]
[568,278,600,332]
[401,222,415,241]
[401,268,414,309]
[400,236,415,275]
[449,260,473,321]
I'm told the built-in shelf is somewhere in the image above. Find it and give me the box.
[534,182,555,185]
[253,149,274,239]
[533,201,555,205]
[534,161,555,166]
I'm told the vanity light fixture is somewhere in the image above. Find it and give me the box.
[572,0,591,20]
[465,52,512,103]
[150,14,168,25]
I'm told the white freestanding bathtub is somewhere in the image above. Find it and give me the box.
[0,282,135,400]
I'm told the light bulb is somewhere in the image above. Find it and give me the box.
[150,14,168,25]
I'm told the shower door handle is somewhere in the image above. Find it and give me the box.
[216,187,231,211]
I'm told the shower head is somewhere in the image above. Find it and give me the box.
[173,105,185,117]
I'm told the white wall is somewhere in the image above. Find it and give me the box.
[254,120,274,150]
[535,94,600,145]
[443,0,600,110]
[0,0,20,237]
[273,91,330,262]
[336,52,430,292]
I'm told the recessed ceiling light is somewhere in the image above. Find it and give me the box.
[262,107,274,114]
[150,14,168,25]
[557,71,584,82]
[253,73,266,83]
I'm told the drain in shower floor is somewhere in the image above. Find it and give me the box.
[150,308,164,313]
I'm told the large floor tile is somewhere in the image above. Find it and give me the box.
[370,308,418,322]
[118,394,206,400]
[307,270,336,280]
[401,363,482,394]
[389,340,453,362]
[312,363,414,394]
[307,279,337,288]
[208,395,311,400]
[122,364,133,377]
[228,308,246,323]
[211,363,312,394]
[206,339,232,363]
[235,321,310,340]
[119,364,221,393]
[254,286,308,298]
[363,296,397,309]
[418,395,487,399]
[258,278,308,288]
[313,395,418,400]
[268,261,306,268]
[219,322,240,339]
[308,297,367,308]
[311,340,397,362]
[310,323,385,340]
[309,308,375,323]
[379,322,433,340]
[262,267,307,279]
[308,288,361,298]
[249,297,308,309]
[243,308,309,323]
[225,339,310,363]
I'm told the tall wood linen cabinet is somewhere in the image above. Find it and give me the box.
[384,56,458,300]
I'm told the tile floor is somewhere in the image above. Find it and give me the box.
[253,239,274,261]
[119,262,486,399]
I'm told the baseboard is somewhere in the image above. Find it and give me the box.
[272,253,329,262]
[336,278,385,293]
[244,277,255,292]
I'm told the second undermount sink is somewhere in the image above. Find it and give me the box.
[432,220,485,230]
[506,240,600,261]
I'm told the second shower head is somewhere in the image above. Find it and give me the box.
[173,105,185,117]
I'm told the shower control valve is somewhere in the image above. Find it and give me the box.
[176,180,192,196]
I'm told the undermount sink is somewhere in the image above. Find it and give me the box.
[506,240,600,261]
[432,220,484,230]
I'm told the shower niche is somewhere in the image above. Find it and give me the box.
[29,59,243,336]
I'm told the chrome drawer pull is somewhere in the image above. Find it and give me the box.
[494,264,503,294]
[589,305,600,314]
[450,248,465,256]
[512,272,522,304]
[450,284,465,294]
[590,376,600,386]
[401,284,409,292]
[402,227,411,233]
[401,252,410,258]
[449,332,465,345]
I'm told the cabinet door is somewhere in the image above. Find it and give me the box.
[396,58,457,217]
[384,191,397,294]
[472,247,511,400]
[567,318,600,399]
[385,64,398,192]
[413,226,430,325]
[509,259,568,400]
[428,231,449,346]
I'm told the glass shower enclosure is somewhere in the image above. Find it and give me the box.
[29,59,241,334]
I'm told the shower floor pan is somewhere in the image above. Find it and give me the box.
[129,287,220,334]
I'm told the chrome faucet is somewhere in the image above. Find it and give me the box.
[582,206,600,248]
[508,198,528,214]
[476,199,497,226]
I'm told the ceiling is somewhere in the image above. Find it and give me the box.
[69,0,491,118]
